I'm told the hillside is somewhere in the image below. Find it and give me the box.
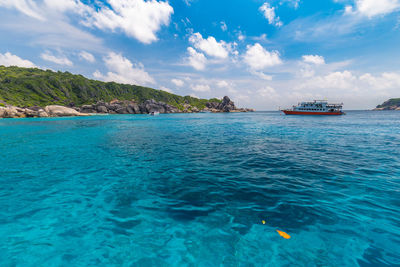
[375,98,400,110]
[0,66,220,109]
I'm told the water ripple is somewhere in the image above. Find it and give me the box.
[0,111,400,266]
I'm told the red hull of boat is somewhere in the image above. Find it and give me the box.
[282,110,343,115]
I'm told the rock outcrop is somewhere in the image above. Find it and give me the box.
[45,105,88,117]
[74,99,180,114]
[0,104,87,118]
[373,98,400,110]
[205,96,255,113]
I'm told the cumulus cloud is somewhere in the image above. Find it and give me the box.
[359,72,400,89]
[259,2,283,27]
[311,70,357,89]
[79,51,95,63]
[303,55,325,65]
[0,0,173,44]
[41,51,73,66]
[93,52,155,85]
[187,47,207,70]
[345,0,400,18]
[297,70,400,93]
[191,84,211,92]
[189,33,232,59]
[84,0,173,44]
[0,52,37,68]
[171,78,184,87]
[243,43,282,70]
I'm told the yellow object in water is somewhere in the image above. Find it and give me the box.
[262,220,266,224]
[276,230,291,239]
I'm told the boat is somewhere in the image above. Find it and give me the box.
[150,111,160,116]
[282,100,344,115]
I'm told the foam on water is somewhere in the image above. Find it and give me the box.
[1,111,399,266]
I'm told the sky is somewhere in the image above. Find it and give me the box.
[0,0,400,110]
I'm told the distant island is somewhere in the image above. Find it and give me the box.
[373,98,400,110]
[0,66,254,118]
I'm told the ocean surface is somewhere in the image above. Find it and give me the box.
[1,111,399,266]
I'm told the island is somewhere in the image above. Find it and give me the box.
[0,66,254,118]
[373,98,400,110]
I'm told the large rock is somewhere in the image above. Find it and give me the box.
[44,105,89,117]
[116,106,129,114]
[80,105,96,113]
[0,105,50,118]
[96,105,108,113]
[205,96,254,113]
[140,99,167,114]
[218,96,236,112]
[128,103,140,114]
[1,106,24,118]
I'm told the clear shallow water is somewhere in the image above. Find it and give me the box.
[1,111,399,266]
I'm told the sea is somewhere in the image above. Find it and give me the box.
[0,111,399,266]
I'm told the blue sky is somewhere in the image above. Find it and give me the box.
[0,0,400,110]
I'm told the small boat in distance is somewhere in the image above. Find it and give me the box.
[150,111,160,116]
[282,100,344,115]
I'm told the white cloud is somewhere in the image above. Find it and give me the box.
[84,0,173,44]
[191,84,211,92]
[310,70,357,89]
[43,0,92,15]
[79,51,95,63]
[189,33,231,59]
[292,0,300,9]
[220,21,227,31]
[93,52,155,85]
[0,1,103,52]
[259,2,283,27]
[360,72,400,89]
[217,80,229,88]
[41,51,73,66]
[0,0,45,20]
[303,55,325,65]
[252,33,268,42]
[171,78,184,87]
[257,86,278,98]
[0,52,37,68]
[238,31,246,41]
[251,71,273,80]
[0,0,173,45]
[243,43,282,70]
[183,0,193,7]
[187,47,207,70]
[345,0,400,18]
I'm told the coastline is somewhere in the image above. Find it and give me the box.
[0,96,255,119]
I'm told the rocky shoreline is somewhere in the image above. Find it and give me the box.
[373,98,400,110]
[0,96,255,118]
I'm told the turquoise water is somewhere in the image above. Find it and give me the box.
[1,111,399,266]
